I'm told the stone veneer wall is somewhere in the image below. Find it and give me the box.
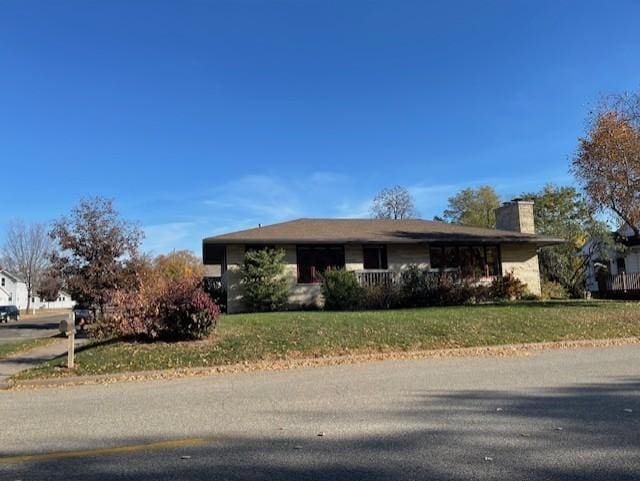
[500,243,541,295]
[225,242,540,313]
[226,243,433,313]
[495,201,535,235]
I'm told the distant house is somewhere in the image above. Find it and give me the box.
[0,270,75,310]
[583,224,640,297]
[0,271,28,308]
[203,200,562,313]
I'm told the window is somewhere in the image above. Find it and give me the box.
[617,257,626,273]
[429,245,501,277]
[363,245,388,269]
[1,277,4,287]
[203,245,226,267]
[297,245,345,283]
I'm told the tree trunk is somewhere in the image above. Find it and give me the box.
[26,282,31,312]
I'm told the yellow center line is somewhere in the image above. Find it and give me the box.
[0,438,210,464]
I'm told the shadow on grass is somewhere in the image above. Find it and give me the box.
[3,376,638,480]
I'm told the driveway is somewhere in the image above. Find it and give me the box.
[1,344,639,480]
[0,313,67,343]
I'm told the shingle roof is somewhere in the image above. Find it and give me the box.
[203,218,563,246]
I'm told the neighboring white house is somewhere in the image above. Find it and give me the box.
[0,270,28,308]
[0,270,75,310]
[583,224,640,295]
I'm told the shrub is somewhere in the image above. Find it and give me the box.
[400,265,430,307]
[490,272,527,301]
[97,275,219,341]
[541,280,569,300]
[361,284,403,310]
[321,269,363,310]
[156,276,219,340]
[241,248,289,312]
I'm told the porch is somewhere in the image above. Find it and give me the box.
[354,269,498,288]
[606,272,640,293]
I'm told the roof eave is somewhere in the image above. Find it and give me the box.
[203,236,565,246]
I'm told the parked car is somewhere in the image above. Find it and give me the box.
[73,307,94,330]
[0,305,20,323]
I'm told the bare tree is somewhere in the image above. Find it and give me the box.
[370,186,418,219]
[572,90,640,236]
[1,221,52,311]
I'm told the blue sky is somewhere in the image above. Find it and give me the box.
[1,0,639,254]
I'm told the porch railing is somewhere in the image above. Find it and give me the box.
[355,270,401,287]
[354,269,498,288]
[607,272,640,292]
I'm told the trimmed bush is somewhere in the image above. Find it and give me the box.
[361,284,403,310]
[156,277,219,340]
[321,269,363,310]
[490,272,527,301]
[241,248,289,312]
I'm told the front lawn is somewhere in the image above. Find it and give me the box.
[0,337,59,360]
[15,300,640,379]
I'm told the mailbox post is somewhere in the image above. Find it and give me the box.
[59,314,76,369]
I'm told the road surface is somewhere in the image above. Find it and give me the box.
[0,313,68,343]
[1,344,638,480]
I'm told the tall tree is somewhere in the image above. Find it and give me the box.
[154,250,204,282]
[572,91,640,236]
[521,184,610,296]
[50,197,143,317]
[370,186,418,219]
[1,221,52,311]
[442,185,501,228]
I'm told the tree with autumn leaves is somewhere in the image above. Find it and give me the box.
[573,91,640,237]
[50,197,217,339]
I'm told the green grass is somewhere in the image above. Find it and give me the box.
[0,337,59,360]
[15,300,640,380]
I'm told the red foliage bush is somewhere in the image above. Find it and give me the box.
[98,275,219,341]
[490,272,527,301]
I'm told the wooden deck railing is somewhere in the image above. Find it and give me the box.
[354,269,498,288]
[607,272,640,292]
[355,270,401,287]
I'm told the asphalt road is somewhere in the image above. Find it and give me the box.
[1,344,639,480]
[0,313,67,343]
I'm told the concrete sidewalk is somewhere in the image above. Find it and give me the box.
[0,339,70,388]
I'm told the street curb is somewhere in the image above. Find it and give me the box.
[6,337,640,391]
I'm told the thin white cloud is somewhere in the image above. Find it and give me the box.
[142,222,195,255]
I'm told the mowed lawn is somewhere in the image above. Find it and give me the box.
[16,300,640,379]
[0,337,58,360]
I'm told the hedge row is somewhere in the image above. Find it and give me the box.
[321,266,528,311]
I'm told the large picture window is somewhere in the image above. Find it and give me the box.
[429,245,501,277]
[297,245,345,283]
[363,245,388,270]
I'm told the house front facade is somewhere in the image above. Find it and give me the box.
[0,271,28,309]
[584,224,640,296]
[203,200,562,313]
[0,270,75,311]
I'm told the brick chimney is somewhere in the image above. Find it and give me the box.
[495,199,535,234]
